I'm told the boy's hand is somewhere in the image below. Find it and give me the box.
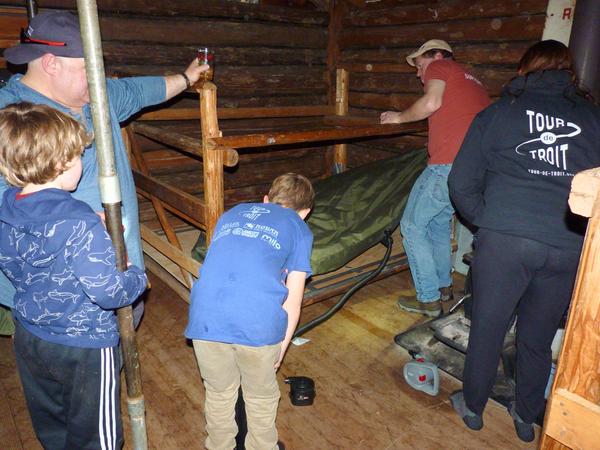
[96,211,106,226]
[276,271,306,370]
[274,346,285,370]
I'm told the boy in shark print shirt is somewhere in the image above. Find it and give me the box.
[0,103,147,450]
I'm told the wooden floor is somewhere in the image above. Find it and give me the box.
[0,270,538,450]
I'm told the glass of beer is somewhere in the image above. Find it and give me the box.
[197,47,214,81]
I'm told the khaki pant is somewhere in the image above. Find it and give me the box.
[193,340,281,450]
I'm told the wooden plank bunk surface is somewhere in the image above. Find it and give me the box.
[129,72,427,306]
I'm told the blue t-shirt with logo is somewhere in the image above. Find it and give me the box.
[185,203,313,346]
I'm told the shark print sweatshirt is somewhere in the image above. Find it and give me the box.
[0,187,147,348]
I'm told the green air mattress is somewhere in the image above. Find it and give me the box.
[0,304,15,336]
[191,148,427,276]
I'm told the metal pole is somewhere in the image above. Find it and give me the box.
[75,1,148,449]
[25,0,37,21]
[569,0,600,101]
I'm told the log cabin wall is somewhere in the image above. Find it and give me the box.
[1,1,551,228]
[337,0,549,167]
[0,6,27,82]
[0,0,330,230]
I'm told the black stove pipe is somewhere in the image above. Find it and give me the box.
[569,0,600,101]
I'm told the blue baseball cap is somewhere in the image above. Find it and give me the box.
[4,11,84,65]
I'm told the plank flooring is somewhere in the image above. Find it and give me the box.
[0,270,538,450]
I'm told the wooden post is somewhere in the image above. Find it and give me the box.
[199,82,224,242]
[540,167,600,449]
[333,68,349,172]
[326,0,344,105]
[325,0,345,175]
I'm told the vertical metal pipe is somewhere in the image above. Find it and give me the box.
[74,1,148,449]
[25,0,37,21]
[569,0,600,100]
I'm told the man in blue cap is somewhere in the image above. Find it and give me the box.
[0,11,209,327]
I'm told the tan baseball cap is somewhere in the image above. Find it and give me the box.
[406,39,453,66]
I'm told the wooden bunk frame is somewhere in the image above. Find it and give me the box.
[126,69,426,303]
[540,168,600,449]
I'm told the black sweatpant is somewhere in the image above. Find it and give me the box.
[13,321,123,450]
[463,229,580,423]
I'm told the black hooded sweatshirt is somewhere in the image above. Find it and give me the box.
[449,70,600,252]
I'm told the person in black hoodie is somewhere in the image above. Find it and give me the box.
[447,40,600,442]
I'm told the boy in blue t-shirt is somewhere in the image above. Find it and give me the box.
[186,173,314,450]
[0,103,147,450]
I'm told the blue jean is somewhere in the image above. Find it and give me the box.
[400,164,454,302]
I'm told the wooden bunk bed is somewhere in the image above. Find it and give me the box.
[125,69,427,304]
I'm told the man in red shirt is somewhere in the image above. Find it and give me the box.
[381,39,489,316]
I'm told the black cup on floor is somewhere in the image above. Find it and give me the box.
[285,376,315,406]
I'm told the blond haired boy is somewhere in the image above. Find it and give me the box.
[0,102,147,450]
[186,173,314,450]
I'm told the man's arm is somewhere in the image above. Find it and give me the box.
[276,270,306,369]
[164,59,210,100]
[380,79,446,124]
[108,59,209,122]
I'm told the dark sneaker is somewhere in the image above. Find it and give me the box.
[507,402,534,442]
[397,294,441,317]
[440,286,454,302]
[450,391,483,431]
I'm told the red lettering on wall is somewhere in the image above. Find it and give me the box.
[562,8,572,20]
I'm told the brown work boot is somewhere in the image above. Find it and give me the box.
[397,286,417,297]
[440,285,454,302]
[397,292,441,317]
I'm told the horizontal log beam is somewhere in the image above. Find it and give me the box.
[344,0,547,27]
[1,0,328,24]
[108,65,328,96]
[340,63,414,75]
[0,38,19,47]
[0,14,27,39]
[102,42,327,66]
[349,67,514,97]
[99,16,327,49]
[133,170,205,224]
[217,94,328,108]
[348,144,426,168]
[340,42,535,66]
[349,136,428,152]
[339,16,546,48]
[132,122,238,167]
[350,92,421,111]
[210,123,427,149]
[154,147,326,193]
